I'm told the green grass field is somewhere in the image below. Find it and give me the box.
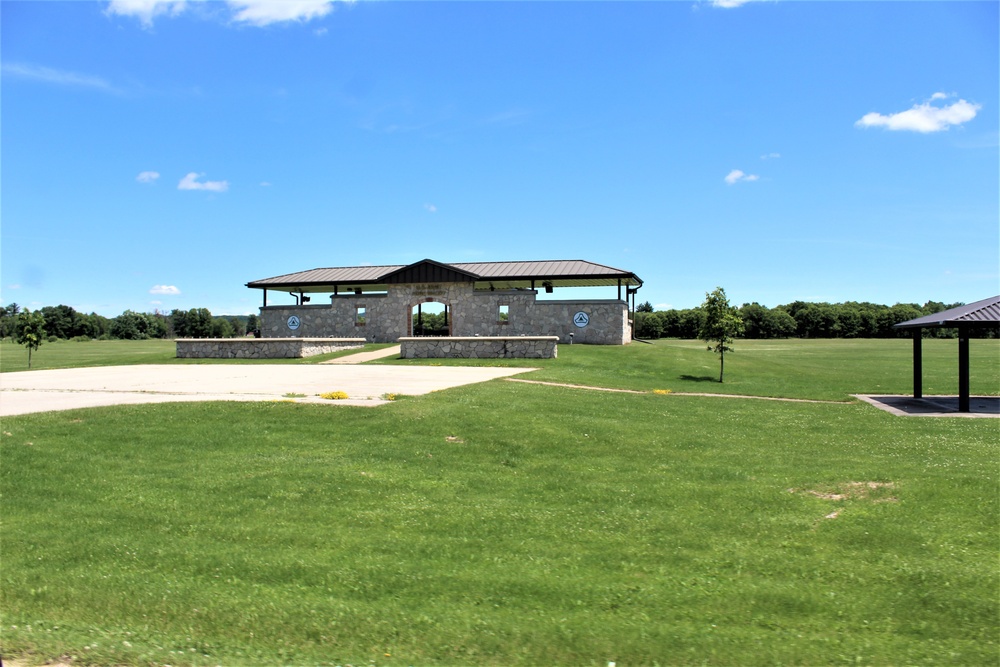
[2,339,998,666]
[0,339,396,372]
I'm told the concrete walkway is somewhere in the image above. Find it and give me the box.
[321,344,401,364]
[0,363,535,417]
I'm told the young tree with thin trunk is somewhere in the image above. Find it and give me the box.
[699,287,744,382]
[16,309,46,369]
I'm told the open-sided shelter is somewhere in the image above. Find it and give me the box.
[247,259,644,345]
[893,295,1000,412]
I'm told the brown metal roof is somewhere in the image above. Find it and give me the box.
[247,259,643,293]
[894,295,1000,329]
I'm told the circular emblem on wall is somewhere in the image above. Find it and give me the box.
[573,311,590,328]
[286,315,301,330]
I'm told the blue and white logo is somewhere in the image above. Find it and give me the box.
[287,315,301,330]
[573,311,590,328]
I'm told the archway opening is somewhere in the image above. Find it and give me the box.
[411,301,450,336]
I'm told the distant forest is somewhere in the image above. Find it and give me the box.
[633,300,997,339]
[0,304,259,342]
[1,299,995,343]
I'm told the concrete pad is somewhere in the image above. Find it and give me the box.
[854,394,1000,418]
[0,364,537,417]
[321,345,402,364]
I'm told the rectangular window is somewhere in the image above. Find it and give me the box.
[356,305,366,326]
[498,304,509,324]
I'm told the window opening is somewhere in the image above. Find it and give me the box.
[355,305,366,326]
[498,304,509,324]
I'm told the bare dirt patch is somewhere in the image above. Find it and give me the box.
[789,481,899,521]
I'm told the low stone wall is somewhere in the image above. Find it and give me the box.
[399,336,558,359]
[176,338,366,359]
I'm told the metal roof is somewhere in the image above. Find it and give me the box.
[247,259,643,293]
[894,295,1000,329]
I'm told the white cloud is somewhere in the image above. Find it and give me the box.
[259,181,273,187]
[178,172,229,192]
[105,0,342,27]
[855,93,981,133]
[725,169,759,185]
[710,0,756,8]
[424,203,438,213]
[136,171,160,183]
[760,152,781,160]
[149,285,181,295]
[1,62,119,93]
[105,0,188,28]
[227,1,337,26]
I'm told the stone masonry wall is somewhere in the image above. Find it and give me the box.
[399,336,558,359]
[260,284,630,345]
[176,338,365,359]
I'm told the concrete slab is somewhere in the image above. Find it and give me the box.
[321,345,402,364]
[854,394,1000,418]
[0,364,536,417]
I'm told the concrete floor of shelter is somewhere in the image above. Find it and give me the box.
[854,394,1000,418]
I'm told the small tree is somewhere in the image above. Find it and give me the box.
[16,309,46,369]
[699,287,744,383]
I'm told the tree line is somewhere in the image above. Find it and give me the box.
[0,304,260,343]
[633,300,998,340]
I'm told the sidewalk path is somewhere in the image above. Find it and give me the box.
[321,345,401,364]
[0,363,534,417]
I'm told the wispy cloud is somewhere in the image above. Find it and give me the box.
[855,93,981,133]
[228,1,338,26]
[105,0,188,28]
[424,203,438,213]
[479,109,531,126]
[105,0,345,27]
[136,171,161,183]
[725,169,759,185]
[149,285,181,295]
[1,62,120,94]
[760,152,781,160]
[709,0,758,8]
[178,172,229,192]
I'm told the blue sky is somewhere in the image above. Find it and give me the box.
[2,0,997,317]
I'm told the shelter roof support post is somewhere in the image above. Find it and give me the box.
[263,289,267,308]
[958,326,970,413]
[912,330,922,399]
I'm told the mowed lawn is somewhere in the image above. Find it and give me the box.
[2,339,998,666]
[0,339,396,372]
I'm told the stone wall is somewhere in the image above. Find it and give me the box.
[260,283,631,345]
[399,336,558,359]
[176,338,365,359]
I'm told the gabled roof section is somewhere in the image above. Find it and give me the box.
[247,259,642,293]
[894,295,1000,329]
[381,259,480,284]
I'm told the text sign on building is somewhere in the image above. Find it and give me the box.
[287,315,301,330]
[573,311,590,328]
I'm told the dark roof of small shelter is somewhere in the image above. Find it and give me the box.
[247,259,643,294]
[894,295,1000,329]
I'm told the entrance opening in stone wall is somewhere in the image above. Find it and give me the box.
[411,301,450,336]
